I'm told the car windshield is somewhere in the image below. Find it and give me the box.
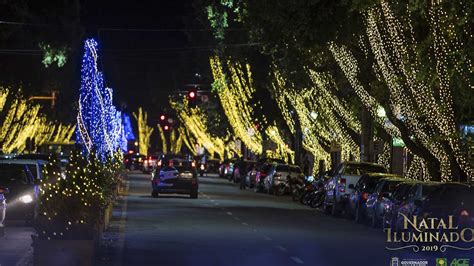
[0,164,30,186]
[363,177,385,192]
[381,180,404,192]
[427,185,473,207]
[276,165,290,172]
[344,164,386,175]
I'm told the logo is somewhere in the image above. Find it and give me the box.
[450,258,470,266]
[436,258,447,266]
[391,257,399,266]
[391,258,428,266]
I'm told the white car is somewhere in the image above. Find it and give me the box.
[264,164,303,194]
[324,161,387,216]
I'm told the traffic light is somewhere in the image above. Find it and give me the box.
[188,87,197,100]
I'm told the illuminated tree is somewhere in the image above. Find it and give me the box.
[210,56,264,155]
[76,39,126,160]
[171,98,227,159]
[133,107,154,155]
[331,0,473,181]
[0,87,75,153]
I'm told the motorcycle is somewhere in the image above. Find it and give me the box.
[276,175,293,196]
[308,181,326,208]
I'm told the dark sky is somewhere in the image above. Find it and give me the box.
[81,0,214,120]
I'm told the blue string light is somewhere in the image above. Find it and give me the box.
[76,38,127,160]
[122,113,136,141]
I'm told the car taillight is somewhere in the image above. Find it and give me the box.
[460,210,470,217]
[338,178,346,192]
[362,192,369,201]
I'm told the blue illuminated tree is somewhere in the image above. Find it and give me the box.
[76,39,126,159]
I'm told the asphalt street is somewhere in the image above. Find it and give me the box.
[96,172,421,266]
[1,172,470,266]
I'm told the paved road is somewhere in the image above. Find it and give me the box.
[98,172,438,266]
[0,222,34,266]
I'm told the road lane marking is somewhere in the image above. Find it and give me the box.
[263,236,272,241]
[214,202,219,205]
[241,222,248,226]
[290,256,304,264]
[275,245,287,252]
[226,212,233,215]
[233,217,240,221]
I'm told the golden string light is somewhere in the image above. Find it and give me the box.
[133,107,154,155]
[210,56,263,155]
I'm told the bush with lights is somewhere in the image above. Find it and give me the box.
[34,151,124,240]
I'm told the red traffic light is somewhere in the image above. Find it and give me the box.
[160,114,166,121]
[188,87,198,100]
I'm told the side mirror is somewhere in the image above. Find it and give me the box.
[348,184,355,189]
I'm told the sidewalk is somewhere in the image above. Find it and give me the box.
[0,224,34,266]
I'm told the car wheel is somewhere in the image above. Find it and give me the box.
[355,205,365,223]
[331,195,340,216]
[190,190,198,199]
[371,209,379,228]
[151,190,159,198]
[382,214,390,230]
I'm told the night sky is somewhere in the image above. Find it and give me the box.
[81,0,214,121]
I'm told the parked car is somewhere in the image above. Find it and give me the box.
[245,165,258,188]
[364,176,406,227]
[393,182,445,231]
[232,160,256,183]
[254,163,274,192]
[219,159,236,179]
[142,155,158,174]
[124,153,146,171]
[382,181,419,230]
[394,182,473,231]
[206,159,221,174]
[0,160,45,222]
[348,173,399,222]
[264,164,303,194]
[0,187,6,236]
[151,158,199,198]
[324,161,387,216]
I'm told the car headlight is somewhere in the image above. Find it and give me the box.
[19,195,33,204]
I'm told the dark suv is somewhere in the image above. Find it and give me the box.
[151,158,198,199]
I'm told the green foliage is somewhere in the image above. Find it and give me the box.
[38,43,69,68]
[34,151,124,240]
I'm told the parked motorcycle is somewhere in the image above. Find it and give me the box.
[276,175,293,196]
[309,181,326,208]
